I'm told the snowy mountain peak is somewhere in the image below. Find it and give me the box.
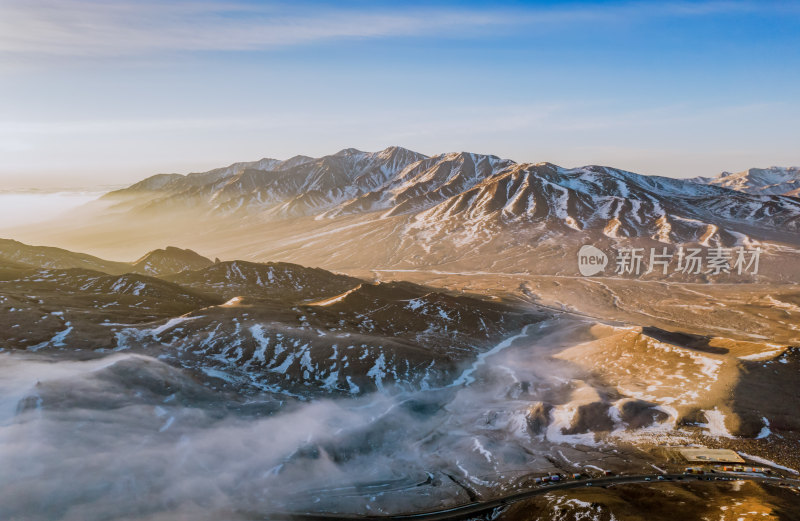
[333,147,366,157]
[692,166,800,196]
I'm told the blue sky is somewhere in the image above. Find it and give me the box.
[0,0,798,188]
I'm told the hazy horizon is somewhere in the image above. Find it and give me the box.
[1,145,798,191]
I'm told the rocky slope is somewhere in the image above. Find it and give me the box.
[0,238,132,274]
[0,242,546,397]
[0,239,216,277]
[164,260,361,302]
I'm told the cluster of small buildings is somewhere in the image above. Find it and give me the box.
[719,465,771,474]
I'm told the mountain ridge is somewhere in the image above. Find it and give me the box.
[0,238,545,396]
[99,147,800,245]
[690,166,800,196]
[8,148,800,281]
[132,246,214,276]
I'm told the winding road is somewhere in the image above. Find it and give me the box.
[258,472,800,521]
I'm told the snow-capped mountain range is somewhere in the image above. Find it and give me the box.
[690,166,800,197]
[15,147,799,281]
[104,146,800,246]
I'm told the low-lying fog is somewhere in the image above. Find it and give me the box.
[0,318,648,521]
[0,190,108,230]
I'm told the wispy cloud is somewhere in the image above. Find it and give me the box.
[0,1,513,57]
[0,0,785,58]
